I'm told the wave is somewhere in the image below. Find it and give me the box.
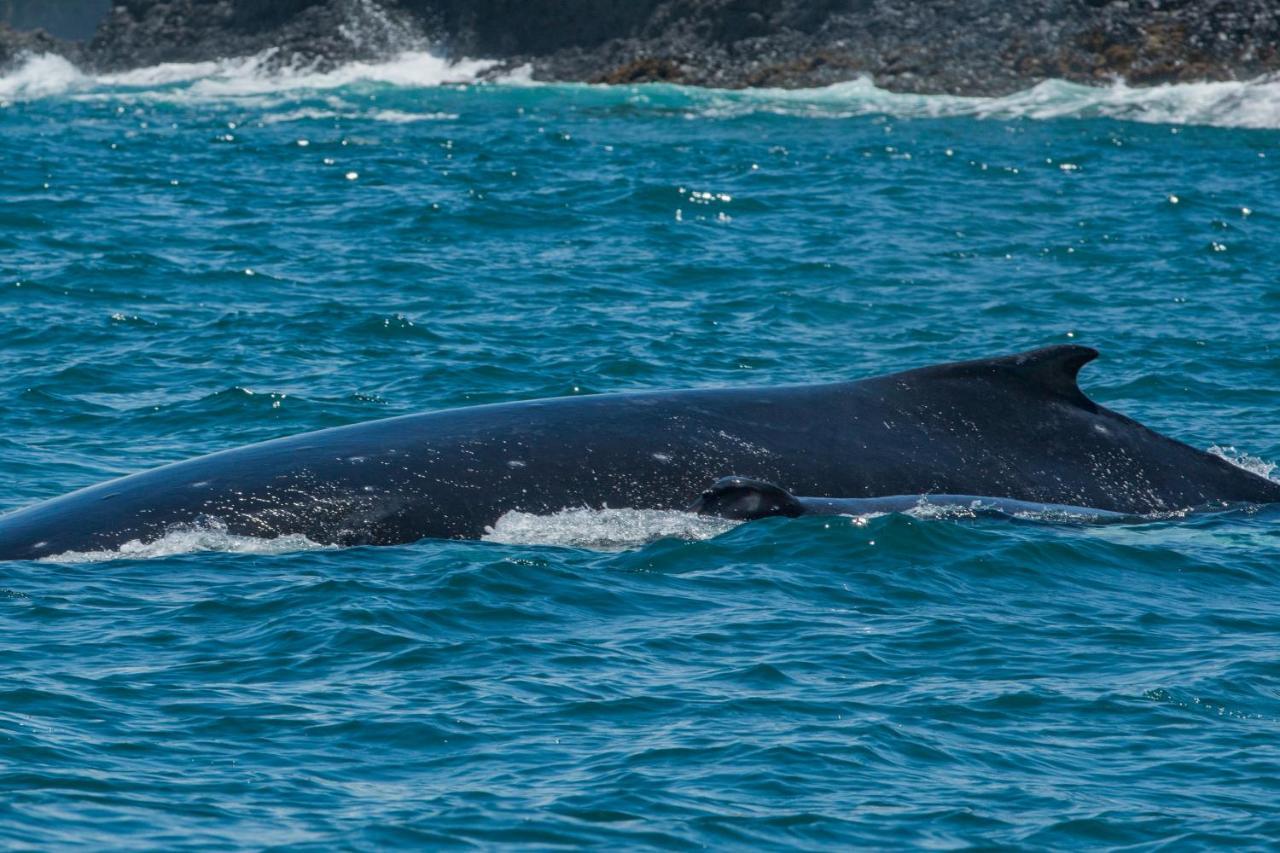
[698,75,1280,129]
[0,49,498,104]
[1,49,1278,128]
[0,53,85,101]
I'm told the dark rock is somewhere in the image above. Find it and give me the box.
[8,0,1280,95]
[463,0,1280,93]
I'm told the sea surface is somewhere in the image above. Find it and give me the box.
[2,51,1279,848]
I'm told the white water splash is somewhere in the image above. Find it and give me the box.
[173,51,496,99]
[969,76,1280,128]
[0,53,85,101]
[1209,446,1279,482]
[484,508,740,550]
[39,520,332,564]
[0,49,496,105]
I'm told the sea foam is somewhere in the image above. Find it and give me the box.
[696,74,1280,129]
[0,49,495,105]
[484,508,741,551]
[0,53,86,101]
[2,50,1279,128]
[39,521,333,564]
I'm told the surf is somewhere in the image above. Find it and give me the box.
[3,49,1280,129]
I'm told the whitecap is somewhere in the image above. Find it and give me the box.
[179,50,494,99]
[683,74,1280,129]
[0,53,86,101]
[0,48,494,106]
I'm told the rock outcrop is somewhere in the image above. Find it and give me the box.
[3,0,1279,96]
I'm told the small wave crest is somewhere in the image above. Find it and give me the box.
[684,74,1280,129]
[39,520,332,564]
[0,53,86,102]
[677,71,1280,129]
[0,49,496,105]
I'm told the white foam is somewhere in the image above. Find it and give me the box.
[484,508,740,550]
[368,108,459,123]
[177,51,495,99]
[2,48,1278,127]
[259,106,343,124]
[0,49,494,105]
[692,74,1280,128]
[99,59,227,88]
[0,53,86,101]
[39,520,332,564]
[1209,445,1279,482]
[970,76,1280,128]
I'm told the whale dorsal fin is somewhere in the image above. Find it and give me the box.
[1005,345,1098,399]
[907,345,1099,405]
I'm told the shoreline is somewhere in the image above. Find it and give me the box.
[3,0,1279,98]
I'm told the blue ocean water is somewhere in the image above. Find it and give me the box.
[2,53,1280,847]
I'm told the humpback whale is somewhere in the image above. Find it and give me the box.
[0,345,1275,561]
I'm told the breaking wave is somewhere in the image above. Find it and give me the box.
[695,75,1280,129]
[1,50,1278,128]
[0,49,498,105]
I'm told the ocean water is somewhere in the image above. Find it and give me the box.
[2,51,1280,847]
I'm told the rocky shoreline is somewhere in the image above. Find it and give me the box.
[3,0,1279,95]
